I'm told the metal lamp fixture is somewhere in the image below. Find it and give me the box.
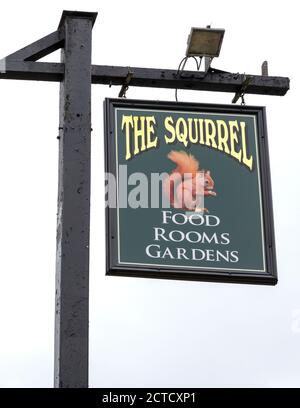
[186,27,225,58]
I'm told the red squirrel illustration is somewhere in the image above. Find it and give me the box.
[163,150,217,212]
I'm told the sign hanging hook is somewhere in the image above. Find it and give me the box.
[118,68,133,98]
[232,74,252,104]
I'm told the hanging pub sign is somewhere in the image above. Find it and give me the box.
[104,99,277,285]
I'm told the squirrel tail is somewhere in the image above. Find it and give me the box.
[167,150,199,176]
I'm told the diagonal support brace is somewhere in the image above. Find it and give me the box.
[6,30,64,62]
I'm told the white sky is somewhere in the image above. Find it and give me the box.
[0,0,299,388]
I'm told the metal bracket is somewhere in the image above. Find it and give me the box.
[118,69,133,98]
[232,74,252,104]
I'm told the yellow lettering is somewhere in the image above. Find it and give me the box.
[164,116,176,144]
[205,119,217,148]
[240,122,253,170]
[175,117,188,147]
[133,116,146,156]
[146,116,158,150]
[229,120,242,162]
[121,115,133,160]
[199,119,205,144]
[125,114,254,171]
[188,118,198,143]
[217,120,230,154]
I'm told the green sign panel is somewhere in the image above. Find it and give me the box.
[105,99,277,285]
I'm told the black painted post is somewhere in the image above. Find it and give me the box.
[54,11,97,388]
